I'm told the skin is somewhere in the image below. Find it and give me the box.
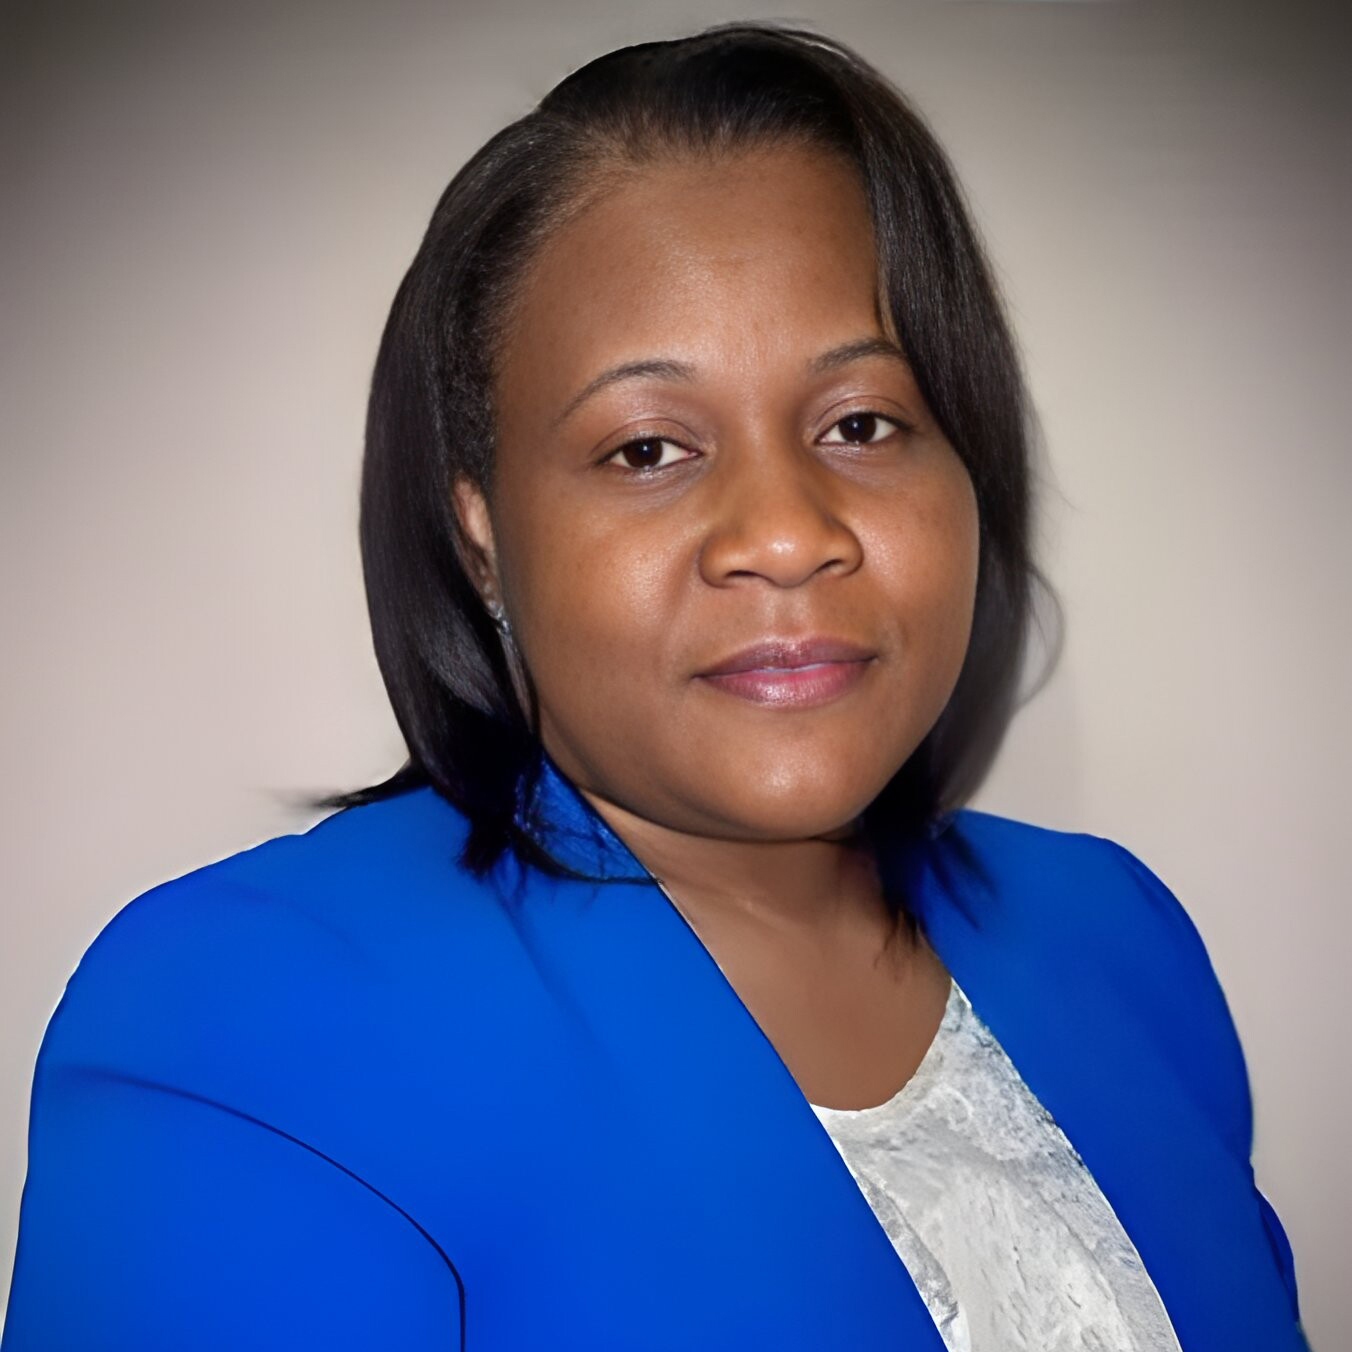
[453,141,980,1109]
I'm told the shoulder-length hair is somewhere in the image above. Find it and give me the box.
[312,20,1056,902]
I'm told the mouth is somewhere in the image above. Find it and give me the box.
[694,637,877,710]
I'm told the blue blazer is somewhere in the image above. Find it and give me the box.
[3,754,1307,1349]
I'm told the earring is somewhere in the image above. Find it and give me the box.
[485,595,511,636]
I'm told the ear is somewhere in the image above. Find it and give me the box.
[451,475,499,598]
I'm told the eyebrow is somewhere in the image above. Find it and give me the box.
[551,336,911,429]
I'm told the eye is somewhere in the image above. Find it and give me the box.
[601,436,698,474]
[819,411,905,446]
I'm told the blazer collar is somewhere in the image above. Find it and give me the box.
[512,747,660,884]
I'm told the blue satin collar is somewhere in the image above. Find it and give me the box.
[511,748,667,884]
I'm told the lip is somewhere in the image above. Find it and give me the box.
[697,636,877,677]
[694,636,877,710]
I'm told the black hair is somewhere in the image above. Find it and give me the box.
[308,20,1059,926]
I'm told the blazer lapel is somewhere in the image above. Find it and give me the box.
[908,824,1306,1352]
[517,753,948,1347]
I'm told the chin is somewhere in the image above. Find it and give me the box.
[692,765,891,844]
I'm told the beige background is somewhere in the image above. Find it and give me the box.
[2,0,1347,1342]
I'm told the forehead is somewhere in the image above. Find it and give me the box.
[495,143,887,402]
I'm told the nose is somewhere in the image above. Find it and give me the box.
[697,435,864,590]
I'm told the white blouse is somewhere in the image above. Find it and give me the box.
[808,978,1184,1352]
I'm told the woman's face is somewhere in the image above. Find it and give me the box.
[455,141,979,848]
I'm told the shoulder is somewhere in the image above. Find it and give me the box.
[33,786,490,1097]
[929,808,1256,1161]
[940,808,1225,967]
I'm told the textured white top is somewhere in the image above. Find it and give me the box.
[808,978,1183,1352]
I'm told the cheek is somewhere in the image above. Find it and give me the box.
[873,464,981,678]
[932,483,981,657]
[932,479,981,627]
[503,494,677,704]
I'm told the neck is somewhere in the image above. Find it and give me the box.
[577,785,886,942]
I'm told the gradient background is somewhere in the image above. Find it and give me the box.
[2,0,1347,1342]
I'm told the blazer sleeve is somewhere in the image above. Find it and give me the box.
[2,890,464,1350]
[1093,836,1306,1334]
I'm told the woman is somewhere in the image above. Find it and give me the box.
[2,22,1307,1351]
